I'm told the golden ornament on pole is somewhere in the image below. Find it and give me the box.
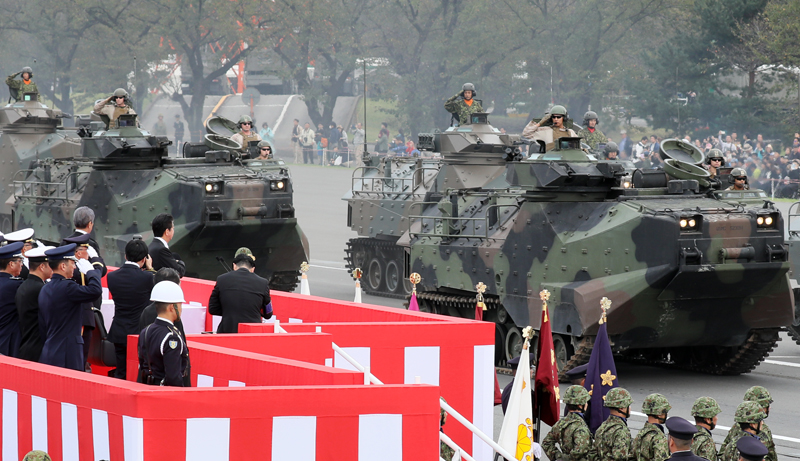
[475,281,487,311]
[352,268,363,280]
[409,272,421,294]
[599,297,611,324]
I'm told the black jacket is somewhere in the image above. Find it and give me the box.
[139,302,186,338]
[107,263,155,343]
[208,267,272,333]
[148,238,185,277]
[137,317,188,386]
[0,272,23,357]
[15,274,46,361]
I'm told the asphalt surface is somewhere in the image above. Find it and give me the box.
[288,163,800,459]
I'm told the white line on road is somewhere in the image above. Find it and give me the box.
[762,359,800,368]
[630,411,800,444]
[272,95,296,134]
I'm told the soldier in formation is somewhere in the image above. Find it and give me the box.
[691,397,722,461]
[595,388,634,461]
[542,385,594,461]
[6,66,40,101]
[577,110,606,151]
[444,83,483,126]
[632,394,671,461]
[720,387,776,461]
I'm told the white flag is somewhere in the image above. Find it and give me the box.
[300,273,311,295]
[497,344,541,461]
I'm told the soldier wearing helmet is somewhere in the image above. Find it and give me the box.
[577,110,606,151]
[444,83,484,126]
[718,402,768,461]
[691,396,722,461]
[604,142,620,161]
[705,149,725,178]
[256,140,274,159]
[231,115,262,152]
[542,385,595,461]
[93,88,137,129]
[632,394,671,461]
[727,168,749,191]
[719,387,776,461]
[595,388,634,461]
[6,66,40,101]
[522,105,579,152]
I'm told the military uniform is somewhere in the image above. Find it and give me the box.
[231,131,262,151]
[632,422,670,461]
[595,416,632,461]
[138,317,189,386]
[664,417,706,461]
[5,72,39,101]
[720,425,774,461]
[93,98,136,129]
[0,242,25,357]
[719,432,765,461]
[542,412,595,461]
[692,426,717,461]
[577,127,607,150]
[444,94,483,125]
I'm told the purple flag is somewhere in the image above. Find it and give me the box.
[584,321,618,433]
[408,292,420,311]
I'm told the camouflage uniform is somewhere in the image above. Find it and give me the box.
[444,94,483,125]
[22,451,51,461]
[719,402,768,461]
[595,415,632,461]
[691,396,721,461]
[633,394,671,461]
[5,72,39,101]
[577,127,607,151]
[542,386,595,461]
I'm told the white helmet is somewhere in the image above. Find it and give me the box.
[150,281,185,303]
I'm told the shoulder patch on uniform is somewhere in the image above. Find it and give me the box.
[169,339,178,349]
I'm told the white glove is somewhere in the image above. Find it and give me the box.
[76,259,94,275]
[86,245,98,259]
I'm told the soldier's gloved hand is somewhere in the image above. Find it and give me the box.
[86,245,99,259]
[539,113,551,125]
[76,259,94,275]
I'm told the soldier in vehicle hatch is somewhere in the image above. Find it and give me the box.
[6,67,40,101]
[522,104,578,152]
[444,83,483,126]
[93,88,137,129]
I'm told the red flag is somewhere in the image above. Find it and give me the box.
[408,292,420,311]
[474,299,483,321]
[494,373,503,405]
[534,299,560,426]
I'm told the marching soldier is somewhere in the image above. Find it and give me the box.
[691,397,722,461]
[718,402,769,461]
[719,387,776,461]
[594,388,634,461]
[542,385,595,461]
[633,394,671,461]
[444,83,483,126]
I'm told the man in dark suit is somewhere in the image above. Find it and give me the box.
[64,206,107,369]
[39,244,103,371]
[15,245,53,362]
[107,238,154,379]
[208,251,272,333]
[148,213,185,277]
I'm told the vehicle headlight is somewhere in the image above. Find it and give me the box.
[679,215,701,231]
[204,181,223,195]
[756,213,778,229]
[270,180,286,191]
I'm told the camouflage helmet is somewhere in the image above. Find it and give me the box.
[550,105,568,117]
[605,142,619,154]
[21,66,33,77]
[734,401,766,423]
[691,396,722,418]
[113,88,128,98]
[583,110,599,125]
[731,167,747,178]
[462,83,476,93]
[22,451,51,461]
[604,387,633,408]
[642,393,671,416]
[563,385,591,405]
[743,386,773,409]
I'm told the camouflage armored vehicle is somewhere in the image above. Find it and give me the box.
[11,113,309,290]
[405,117,793,377]
[0,92,83,231]
[342,148,445,297]
[784,202,800,344]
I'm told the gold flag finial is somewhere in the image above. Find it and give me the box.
[352,268,362,280]
[300,261,310,273]
[599,297,611,324]
[409,273,421,294]
[539,289,551,302]
[476,282,487,310]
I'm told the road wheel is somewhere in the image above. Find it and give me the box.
[505,326,523,362]
[385,260,401,293]
[366,258,383,292]
[553,334,575,374]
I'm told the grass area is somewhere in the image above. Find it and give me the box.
[352,98,404,141]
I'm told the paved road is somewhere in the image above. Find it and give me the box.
[289,164,800,458]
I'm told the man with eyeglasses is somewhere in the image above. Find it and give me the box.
[93,88,137,129]
[727,168,749,191]
[0,242,26,357]
[256,140,274,159]
[231,115,262,152]
[522,104,578,152]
